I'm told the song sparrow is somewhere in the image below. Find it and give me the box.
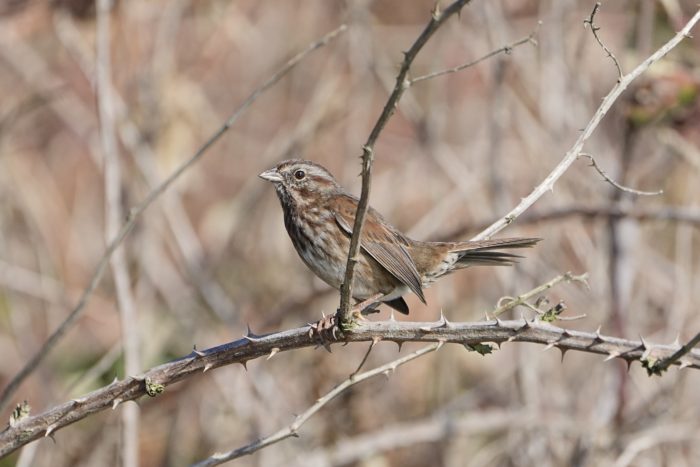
[260,160,540,316]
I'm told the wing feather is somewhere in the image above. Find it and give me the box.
[333,198,425,303]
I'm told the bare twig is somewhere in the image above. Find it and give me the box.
[579,153,663,196]
[191,343,441,466]
[584,2,624,80]
[96,1,139,465]
[646,331,700,376]
[472,8,700,241]
[490,272,589,318]
[437,204,700,241]
[2,318,699,458]
[338,0,472,323]
[0,23,347,413]
[409,22,540,84]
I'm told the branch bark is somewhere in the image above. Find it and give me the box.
[2,318,698,458]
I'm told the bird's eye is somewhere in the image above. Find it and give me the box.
[294,169,306,180]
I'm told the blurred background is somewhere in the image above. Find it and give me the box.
[1,0,700,465]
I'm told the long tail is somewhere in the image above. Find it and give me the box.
[452,237,541,267]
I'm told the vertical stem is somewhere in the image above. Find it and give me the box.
[96,1,140,466]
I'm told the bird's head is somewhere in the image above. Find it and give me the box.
[259,159,341,208]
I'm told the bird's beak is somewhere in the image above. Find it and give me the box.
[259,168,283,183]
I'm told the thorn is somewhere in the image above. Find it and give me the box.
[192,345,206,357]
[203,363,214,372]
[495,318,504,327]
[112,376,119,384]
[389,311,396,321]
[672,334,681,348]
[238,361,247,371]
[625,359,633,372]
[267,347,280,360]
[495,341,503,350]
[45,424,57,438]
[71,396,88,404]
[372,336,382,345]
[395,341,403,352]
[112,398,122,410]
[419,325,433,332]
[561,330,571,338]
[639,334,649,350]
[559,347,568,363]
[437,310,452,328]
[244,324,262,342]
[519,318,531,330]
[436,339,446,351]
[604,351,620,362]
[542,342,556,352]
[679,360,692,370]
[507,335,517,343]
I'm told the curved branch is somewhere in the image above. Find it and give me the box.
[2,318,698,458]
[472,8,700,241]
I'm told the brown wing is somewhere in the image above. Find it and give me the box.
[332,194,426,304]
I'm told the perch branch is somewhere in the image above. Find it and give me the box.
[338,0,473,323]
[2,318,699,458]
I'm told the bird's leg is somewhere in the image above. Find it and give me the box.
[350,293,386,319]
[308,293,386,348]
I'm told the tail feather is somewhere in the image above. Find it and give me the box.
[452,237,540,267]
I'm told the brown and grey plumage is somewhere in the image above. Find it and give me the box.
[260,159,540,315]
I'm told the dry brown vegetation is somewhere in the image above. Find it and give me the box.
[1,0,700,466]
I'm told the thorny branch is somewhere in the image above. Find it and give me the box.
[2,318,699,458]
[338,0,473,323]
[645,331,700,376]
[0,23,347,413]
[578,153,663,196]
[192,343,441,466]
[584,2,624,80]
[472,8,700,241]
[490,272,589,318]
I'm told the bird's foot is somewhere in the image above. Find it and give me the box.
[308,312,341,351]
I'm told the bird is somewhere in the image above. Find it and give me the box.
[259,159,540,316]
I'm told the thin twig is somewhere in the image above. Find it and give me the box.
[2,318,699,458]
[584,2,624,80]
[489,272,589,318]
[472,8,700,241]
[648,331,700,375]
[0,23,347,413]
[579,153,663,196]
[192,343,441,466]
[410,22,540,84]
[436,204,700,242]
[338,0,472,323]
[96,1,140,465]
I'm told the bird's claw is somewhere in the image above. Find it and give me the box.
[308,313,341,351]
